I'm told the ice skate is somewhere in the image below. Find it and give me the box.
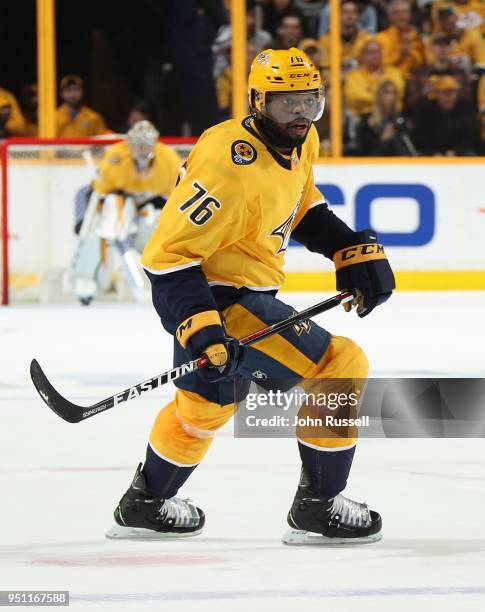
[106,464,205,540]
[282,468,382,545]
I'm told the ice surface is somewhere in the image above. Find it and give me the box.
[1,292,484,611]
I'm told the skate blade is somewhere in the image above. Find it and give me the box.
[105,525,203,541]
[282,528,382,546]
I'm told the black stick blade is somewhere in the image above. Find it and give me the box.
[30,359,84,423]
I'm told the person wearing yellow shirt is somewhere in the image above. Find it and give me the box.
[432,0,485,34]
[216,42,256,119]
[56,75,108,138]
[20,84,39,137]
[432,5,485,70]
[318,0,372,73]
[376,0,426,78]
[66,121,182,305]
[106,49,394,544]
[345,39,406,115]
[0,86,26,135]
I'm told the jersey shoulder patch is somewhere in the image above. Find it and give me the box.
[231,140,257,165]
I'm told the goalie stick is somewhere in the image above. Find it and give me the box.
[30,291,352,424]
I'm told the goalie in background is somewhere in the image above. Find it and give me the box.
[65,121,182,305]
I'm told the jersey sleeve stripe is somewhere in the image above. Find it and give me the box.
[143,260,203,275]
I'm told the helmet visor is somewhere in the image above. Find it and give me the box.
[263,88,325,123]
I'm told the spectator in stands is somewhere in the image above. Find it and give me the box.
[0,94,12,139]
[293,0,326,38]
[406,33,470,112]
[247,1,273,50]
[300,38,324,69]
[264,0,304,36]
[431,5,485,73]
[216,42,256,119]
[318,0,380,35]
[20,84,38,136]
[56,75,108,138]
[431,0,485,35]
[127,100,151,129]
[318,0,372,73]
[412,75,480,154]
[345,39,405,116]
[212,1,268,80]
[0,85,26,135]
[357,0,382,33]
[355,79,416,155]
[116,100,152,133]
[376,0,426,78]
[272,11,306,49]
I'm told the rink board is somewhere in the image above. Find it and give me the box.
[6,157,485,292]
[285,160,485,290]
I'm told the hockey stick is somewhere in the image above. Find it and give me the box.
[30,291,352,424]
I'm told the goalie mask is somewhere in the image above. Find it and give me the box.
[248,48,325,149]
[127,120,159,170]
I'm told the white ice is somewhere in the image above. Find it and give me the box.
[1,292,485,611]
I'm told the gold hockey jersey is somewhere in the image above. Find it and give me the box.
[142,117,326,291]
[93,140,182,201]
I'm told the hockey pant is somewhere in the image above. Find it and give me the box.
[145,292,368,498]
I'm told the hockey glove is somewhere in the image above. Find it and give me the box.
[333,229,395,318]
[176,310,246,382]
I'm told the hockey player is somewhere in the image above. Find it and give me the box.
[66,121,182,304]
[108,50,395,544]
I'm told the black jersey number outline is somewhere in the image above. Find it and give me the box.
[178,181,222,226]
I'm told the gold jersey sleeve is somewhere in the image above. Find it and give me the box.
[142,118,323,291]
[93,141,182,198]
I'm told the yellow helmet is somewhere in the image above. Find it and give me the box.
[248,48,325,123]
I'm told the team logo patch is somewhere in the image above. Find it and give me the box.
[293,319,312,336]
[231,140,257,165]
[256,52,270,65]
[252,370,268,380]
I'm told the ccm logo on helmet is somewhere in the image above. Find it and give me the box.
[290,73,310,78]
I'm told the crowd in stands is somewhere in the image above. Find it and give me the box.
[1,0,485,156]
[213,0,485,156]
[0,74,150,141]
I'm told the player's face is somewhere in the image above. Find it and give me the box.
[131,145,155,160]
[267,91,322,121]
[265,91,324,143]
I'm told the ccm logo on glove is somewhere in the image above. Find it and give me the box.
[334,243,387,269]
[333,229,395,318]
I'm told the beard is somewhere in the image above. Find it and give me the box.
[255,115,311,150]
